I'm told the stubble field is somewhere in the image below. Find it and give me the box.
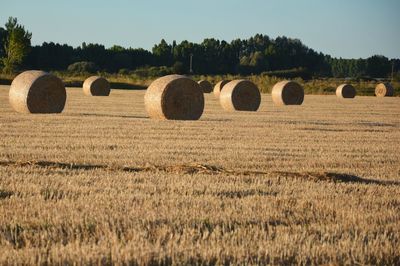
[0,85,399,265]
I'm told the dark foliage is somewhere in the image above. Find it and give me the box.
[1,17,397,78]
[22,35,395,78]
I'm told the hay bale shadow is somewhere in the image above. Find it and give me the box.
[79,113,148,119]
[0,189,14,199]
[0,78,12,85]
[324,172,400,185]
[64,81,147,90]
[277,171,400,186]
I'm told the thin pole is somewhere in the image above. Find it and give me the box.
[189,53,193,74]
[391,60,394,82]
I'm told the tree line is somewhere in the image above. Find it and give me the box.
[0,17,399,79]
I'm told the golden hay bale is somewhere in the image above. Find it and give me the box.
[83,76,110,96]
[219,80,261,111]
[144,75,204,120]
[213,80,231,98]
[198,80,213,93]
[336,84,356,98]
[375,82,394,97]
[9,70,66,114]
[271,80,304,106]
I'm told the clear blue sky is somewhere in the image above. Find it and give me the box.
[1,0,399,58]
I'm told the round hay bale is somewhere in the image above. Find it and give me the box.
[219,80,261,112]
[213,80,231,98]
[336,84,356,98]
[198,80,213,93]
[9,70,66,114]
[375,82,394,97]
[83,76,110,96]
[144,74,204,120]
[271,80,304,106]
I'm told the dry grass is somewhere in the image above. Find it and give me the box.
[2,73,399,96]
[0,85,400,265]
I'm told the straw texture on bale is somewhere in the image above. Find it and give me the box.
[198,80,213,93]
[144,75,204,120]
[271,80,304,106]
[336,84,356,98]
[83,76,110,96]
[375,83,394,97]
[219,80,261,112]
[213,80,231,98]
[9,70,66,114]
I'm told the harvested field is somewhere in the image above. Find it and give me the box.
[0,85,399,264]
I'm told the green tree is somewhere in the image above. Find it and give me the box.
[1,17,32,73]
[366,55,391,78]
[0,26,6,62]
[152,39,172,66]
[250,51,266,72]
